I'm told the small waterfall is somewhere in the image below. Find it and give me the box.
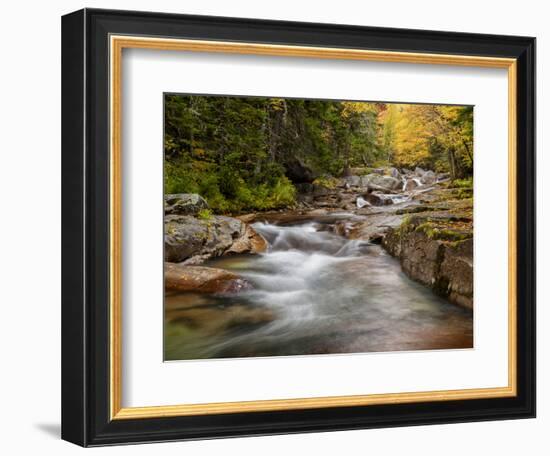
[253,222,370,257]
[356,196,370,208]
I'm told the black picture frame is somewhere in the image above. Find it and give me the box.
[62,8,536,447]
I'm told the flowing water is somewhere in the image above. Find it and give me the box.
[165,215,473,361]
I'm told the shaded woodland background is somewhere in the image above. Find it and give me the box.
[164,95,473,213]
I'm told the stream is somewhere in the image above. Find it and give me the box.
[164,214,473,361]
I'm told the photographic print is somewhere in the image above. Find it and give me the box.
[163,94,474,361]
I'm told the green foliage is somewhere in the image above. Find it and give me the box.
[452,177,473,189]
[398,215,414,235]
[448,177,473,199]
[312,175,339,189]
[164,160,295,213]
[197,208,213,220]
[165,94,474,214]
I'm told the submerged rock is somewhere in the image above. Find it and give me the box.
[363,174,402,192]
[165,263,252,293]
[165,301,274,335]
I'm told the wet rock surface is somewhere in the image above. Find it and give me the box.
[382,210,473,309]
[164,208,267,264]
[165,263,253,294]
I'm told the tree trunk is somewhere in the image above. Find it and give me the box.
[343,139,351,176]
[448,149,457,180]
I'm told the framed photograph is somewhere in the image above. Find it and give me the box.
[61,8,535,446]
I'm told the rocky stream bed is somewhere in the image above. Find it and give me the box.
[164,167,473,360]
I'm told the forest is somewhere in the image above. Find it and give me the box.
[164,94,473,213]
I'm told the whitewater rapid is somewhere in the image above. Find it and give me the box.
[165,217,473,360]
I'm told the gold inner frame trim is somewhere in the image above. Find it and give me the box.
[109,35,518,420]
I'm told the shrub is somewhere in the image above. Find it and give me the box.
[197,208,213,220]
[452,177,473,189]
[164,158,296,214]
[312,175,339,189]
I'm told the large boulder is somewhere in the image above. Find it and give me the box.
[382,214,473,309]
[165,263,252,293]
[361,173,402,192]
[343,175,361,187]
[164,215,267,263]
[165,193,208,215]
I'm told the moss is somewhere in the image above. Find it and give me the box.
[397,215,413,235]
[456,188,473,199]
[414,221,471,242]
[359,167,375,175]
[447,238,471,248]
[395,205,443,215]
[415,222,438,239]
[197,208,213,220]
